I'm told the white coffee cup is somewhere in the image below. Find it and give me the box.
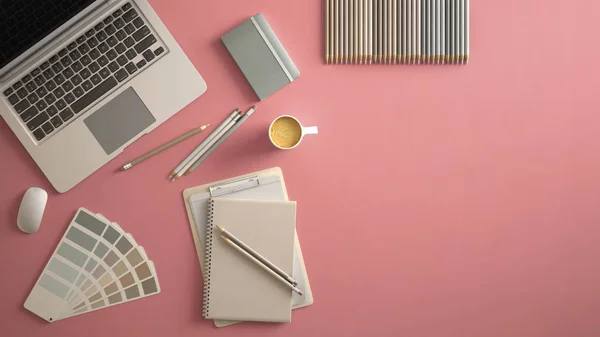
[269,115,318,150]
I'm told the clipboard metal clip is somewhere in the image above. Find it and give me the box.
[209,176,261,197]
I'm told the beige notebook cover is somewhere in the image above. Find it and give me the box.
[203,198,296,322]
[182,167,313,328]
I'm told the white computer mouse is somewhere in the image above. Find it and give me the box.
[17,187,48,234]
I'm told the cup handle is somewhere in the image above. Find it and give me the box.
[303,126,319,135]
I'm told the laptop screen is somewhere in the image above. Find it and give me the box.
[0,0,97,69]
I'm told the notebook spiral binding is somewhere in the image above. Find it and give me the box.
[202,199,216,317]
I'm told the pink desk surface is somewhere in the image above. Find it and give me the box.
[2,1,600,336]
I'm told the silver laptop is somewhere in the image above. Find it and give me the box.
[0,0,207,192]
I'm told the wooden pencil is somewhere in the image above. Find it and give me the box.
[326,0,330,63]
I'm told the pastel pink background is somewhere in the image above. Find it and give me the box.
[1,0,600,336]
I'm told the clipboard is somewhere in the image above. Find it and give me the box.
[183,167,313,327]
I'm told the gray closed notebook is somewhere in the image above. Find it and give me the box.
[222,13,300,101]
[203,198,297,322]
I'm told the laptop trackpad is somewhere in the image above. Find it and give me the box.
[84,88,156,155]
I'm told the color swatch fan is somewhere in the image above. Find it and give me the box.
[24,208,160,322]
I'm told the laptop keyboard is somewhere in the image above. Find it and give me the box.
[2,2,166,142]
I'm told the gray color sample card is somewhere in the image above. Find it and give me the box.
[222,14,300,101]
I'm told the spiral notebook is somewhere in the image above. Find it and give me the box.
[203,198,297,322]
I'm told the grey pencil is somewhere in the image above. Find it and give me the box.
[221,236,303,296]
[217,226,298,286]
[326,0,330,63]
[435,0,440,64]
[168,109,239,180]
[355,0,359,64]
[402,0,406,63]
[344,0,349,64]
[378,0,382,63]
[121,125,209,171]
[460,0,465,64]
[465,0,469,64]
[335,0,339,64]
[185,106,256,175]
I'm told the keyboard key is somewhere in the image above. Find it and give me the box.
[89,48,101,59]
[73,86,84,98]
[27,93,39,103]
[27,112,49,131]
[116,29,127,41]
[64,93,76,104]
[82,80,93,91]
[69,50,81,60]
[45,80,57,91]
[108,61,120,73]
[76,35,86,44]
[94,22,105,31]
[114,18,125,29]
[81,55,92,67]
[104,24,116,36]
[34,76,45,86]
[71,75,83,86]
[54,74,66,86]
[122,3,132,11]
[35,100,48,111]
[125,62,137,74]
[117,55,128,66]
[43,69,55,80]
[71,77,118,114]
[115,43,127,54]
[60,108,74,121]
[62,80,74,92]
[87,37,99,48]
[107,36,118,48]
[55,98,67,110]
[31,68,41,77]
[89,62,100,73]
[98,42,109,54]
[80,68,92,80]
[114,68,129,82]
[20,106,39,122]
[142,49,156,63]
[85,29,95,38]
[49,55,59,64]
[136,60,146,68]
[53,88,66,99]
[103,16,114,25]
[58,48,68,57]
[124,23,135,34]
[78,43,90,54]
[51,116,63,128]
[97,55,109,67]
[134,34,157,53]
[40,61,50,70]
[125,49,137,60]
[3,87,14,96]
[33,128,46,141]
[25,81,37,93]
[35,86,48,98]
[124,37,135,48]
[62,67,74,79]
[22,74,32,83]
[123,9,138,23]
[90,74,102,85]
[60,56,72,67]
[13,81,23,90]
[8,94,19,105]
[52,62,64,73]
[133,26,150,42]
[41,122,54,134]
[67,42,77,51]
[19,87,30,98]
[113,9,123,18]
[14,99,30,113]
[96,31,108,41]
[71,61,83,73]
[107,49,118,60]
[99,67,111,79]
[46,105,59,117]
[133,17,144,28]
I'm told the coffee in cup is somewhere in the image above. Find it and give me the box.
[269,115,318,150]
